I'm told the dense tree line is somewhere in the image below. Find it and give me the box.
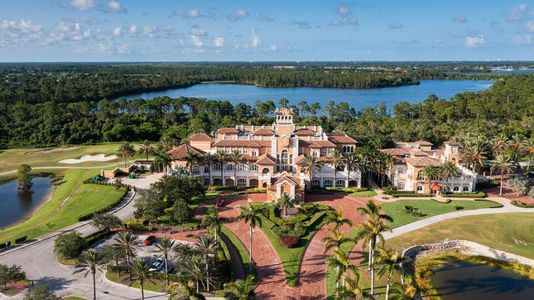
[0,71,532,149]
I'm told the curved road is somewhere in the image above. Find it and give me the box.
[0,176,167,300]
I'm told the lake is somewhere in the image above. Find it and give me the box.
[432,260,534,300]
[0,177,53,228]
[118,79,493,109]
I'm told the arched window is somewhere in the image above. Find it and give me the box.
[251,150,257,156]
[192,166,200,175]
[250,164,258,171]
[312,179,320,186]
[237,178,247,186]
[225,164,234,171]
[281,150,288,164]
[336,180,345,187]
[453,186,460,192]
[213,164,221,171]
[262,168,270,175]
[324,179,333,187]
[463,186,469,192]
[417,171,425,181]
[417,186,423,192]
[204,165,209,173]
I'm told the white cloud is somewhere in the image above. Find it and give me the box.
[116,43,129,54]
[266,44,278,52]
[0,19,43,44]
[389,22,403,29]
[527,21,534,32]
[68,0,96,11]
[175,9,214,19]
[506,4,529,21]
[112,26,122,36]
[255,12,273,22]
[191,27,207,37]
[142,26,156,38]
[105,0,126,13]
[228,9,249,21]
[250,29,261,48]
[191,35,203,47]
[512,34,533,45]
[465,34,485,48]
[453,15,468,23]
[128,25,137,34]
[330,5,358,26]
[337,5,351,16]
[213,36,224,47]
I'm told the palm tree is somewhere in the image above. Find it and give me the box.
[509,134,525,161]
[461,138,488,173]
[223,274,256,300]
[154,150,171,173]
[179,255,205,294]
[491,153,515,196]
[300,154,321,190]
[524,137,534,172]
[327,247,355,296]
[74,249,107,300]
[276,193,295,217]
[215,150,227,186]
[489,133,508,156]
[113,231,137,278]
[343,153,361,187]
[389,281,417,300]
[356,200,393,296]
[195,234,218,292]
[130,259,153,300]
[421,165,441,195]
[322,227,350,254]
[158,136,175,152]
[329,149,344,187]
[201,208,220,240]
[138,140,155,161]
[155,237,175,285]
[441,160,458,184]
[184,150,199,175]
[238,204,263,273]
[228,150,242,187]
[343,271,372,300]
[204,153,216,186]
[324,209,352,231]
[117,143,136,167]
[376,247,407,300]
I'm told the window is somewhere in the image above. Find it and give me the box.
[463,186,469,192]
[213,164,221,171]
[281,150,288,164]
[453,186,460,192]
[237,178,247,186]
[321,149,327,156]
[312,179,320,186]
[262,168,270,175]
[417,186,423,192]
[251,150,257,156]
[204,166,209,173]
[417,171,425,181]
[398,183,405,190]
[192,166,200,175]
[336,180,345,187]
[250,164,258,171]
[324,179,333,187]
[225,164,234,171]
[313,151,319,157]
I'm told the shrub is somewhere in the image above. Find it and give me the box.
[444,191,486,198]
[279,235,300,248]
[53,232,85,259]
[476,179,499,189]
[507,177,532,196]
[511,200,534,208]
[14,236,27,244]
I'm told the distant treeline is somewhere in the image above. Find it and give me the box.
[0,74,532,149]
[0,63,509,104]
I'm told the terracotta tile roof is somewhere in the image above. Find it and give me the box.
[415,140,433,146]
[188,133,213,142]
[380,148,410,156]
[308,140,337,148]
[256,154,276,165]
[294,154,305,165]
[240,154,258,162]
[327,133,357,144]
[444,141,462,147]
[217,128,240,134]
[213,140,262,147]
[168,144,205,160]
[253,128,275,136]
[255,140,273,147]
[268,174,302,191]
[294,128,316,136]
[405,156,442,167]
[410,149,428,156]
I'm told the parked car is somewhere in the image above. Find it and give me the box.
[143,235,157,246]
[215,198,226,208]
[149,258,164,272]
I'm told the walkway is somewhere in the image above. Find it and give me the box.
[216,194,292,299]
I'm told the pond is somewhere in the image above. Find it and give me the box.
[432,260,534,300]
[0,177,53,228]
[117,79,493,110]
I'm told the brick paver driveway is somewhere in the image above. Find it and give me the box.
[217,194,298,299]
[292,194,375,299]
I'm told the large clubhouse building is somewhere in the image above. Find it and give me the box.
[381,141,477,194]
[168,108,361,202]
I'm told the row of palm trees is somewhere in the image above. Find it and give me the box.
[322,201,415,300]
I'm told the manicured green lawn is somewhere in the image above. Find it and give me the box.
[63,296,87,300]
[381,199,502,228]
[105,271,167,293]
[221,226,252,276]
[350,190,377,197]
[0,169,128,244]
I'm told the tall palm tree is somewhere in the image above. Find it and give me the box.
[342,271,372,300]
[117,143,136,167]
[113,231,137,278]
[327,247,355,296]
[204,153,216,186]
[195,234,219,292]
[343,152,361,187]
[389,280,418,300]
[238,204,263,273]
[329,149,344,187]
[179,255,205,294]
[154,150,171,173]
[276,193,295,217]
[138,140,155,161]
[130,259,153,300]
[441,160,458,184]
[491,153,515,196]
[322,227,350,254]
[74,249,107,300]
[215,150,227,186]
[184,150,199,175]
[155,237,175,285]
[376,247,407,300]
[524,137,534,172]
[158,136,175,152]
[324,209,352,231]
[223,274,256,300]
[461,137,488,173]
[300,154,321,190]
[421,165,441,195]
[509,134,525,161]
[228,150,243,186]
[489,133,508,156]
[201,208,220,240]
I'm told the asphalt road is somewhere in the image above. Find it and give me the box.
[0,175,168,300]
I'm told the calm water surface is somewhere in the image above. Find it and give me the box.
[119,79,493,109]
[432,260,534,300]
[0,177,52,228]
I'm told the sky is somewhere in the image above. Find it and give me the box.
[1,0,534,61]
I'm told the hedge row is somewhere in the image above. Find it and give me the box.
[511,200,534,208]
[325,187,371,193]
[78,188,130,221]
[443,191,486,198]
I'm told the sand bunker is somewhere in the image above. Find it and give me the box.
[59,154,118,164]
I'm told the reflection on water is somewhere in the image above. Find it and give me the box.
[432,260,534,300]
[0,177,52,228]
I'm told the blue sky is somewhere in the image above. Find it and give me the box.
[1,0,534,61]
